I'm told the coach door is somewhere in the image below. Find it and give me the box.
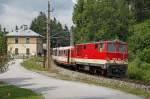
[67,49,70,63]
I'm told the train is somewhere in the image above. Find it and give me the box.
[52,40,128,77]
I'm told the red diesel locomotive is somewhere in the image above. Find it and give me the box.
[52,40,128,77]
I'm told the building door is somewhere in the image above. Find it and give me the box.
[26,48,30,55]
[15,48,19,55]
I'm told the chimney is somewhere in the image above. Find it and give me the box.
[21,25,28,30]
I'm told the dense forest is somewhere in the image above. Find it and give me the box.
[73,0,150,83]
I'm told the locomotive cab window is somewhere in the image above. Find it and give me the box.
[108,43,116,52]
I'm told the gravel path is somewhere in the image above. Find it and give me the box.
[0,59,144,99]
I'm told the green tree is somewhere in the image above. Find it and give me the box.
[128,0,150,22]
[0,29,7,73]
[73,0,134,43]
[0,28,7,54]
[128,20,150,82]
[30,12,70,47]
[128,20,150,61]
[30,12,47,42]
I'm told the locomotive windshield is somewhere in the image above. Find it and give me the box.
[119,44,127,53]
[107,42,127,53]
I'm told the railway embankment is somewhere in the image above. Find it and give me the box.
[22,57,150,99]
[56,66,150,92]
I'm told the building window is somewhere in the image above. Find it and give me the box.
[26,48,30,55]
[15,37,18,44]
[26,37,30,44]
[15,48,19,55]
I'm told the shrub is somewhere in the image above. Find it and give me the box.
[22,57,46,71]
[128,57,150,83]
[139,48,150,63]
[128,58,143,79]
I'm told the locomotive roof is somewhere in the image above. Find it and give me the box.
[53,40,127,50]
[76,40,127,45]
[53,46,74,50]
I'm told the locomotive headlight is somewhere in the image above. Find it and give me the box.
[107,59,110,62]
[125,59,128,63]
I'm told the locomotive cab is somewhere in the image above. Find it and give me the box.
[105,40,128,77]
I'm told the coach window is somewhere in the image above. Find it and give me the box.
[99,43,104,52]
[65,51,67,55]
[55,50,57,56]
[53,51,54,55]
[60,51,62,56]
[66,50,67,55]
[59,51,60,56]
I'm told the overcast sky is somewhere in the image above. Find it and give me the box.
[0,0,77,31]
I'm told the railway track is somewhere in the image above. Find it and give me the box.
[56,64,150,92]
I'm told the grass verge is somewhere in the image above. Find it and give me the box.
[22,57,150,99]
[21,57,47,71]
[0,82,43,99]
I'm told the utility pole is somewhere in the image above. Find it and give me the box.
[70,27,74,46]
[46,0,51,69]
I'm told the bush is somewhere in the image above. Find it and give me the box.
[22,57,46,71]
[128,20,150,83]
[128,58,150,83]
[128,58,143,79]
[139,48,150,63]
[128,20,150,60]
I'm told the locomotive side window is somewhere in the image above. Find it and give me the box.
[108,43,116,52]
[99,43,104,52]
